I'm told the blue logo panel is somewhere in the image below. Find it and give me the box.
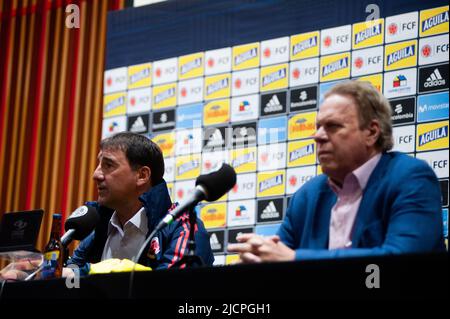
[176,103,203,128]
[417,92,449,123]
[319,80,342,105]
[258,116,287,145]
[255,223,281,236]
[443,208,448,238]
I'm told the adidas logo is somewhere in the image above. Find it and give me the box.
[394,104,403,114]
[264,95,283,113]
[130,116,147,133]
[424,68,446,88]
[206,129,224,147]
[209,233,222,250]
[261,201,280,219]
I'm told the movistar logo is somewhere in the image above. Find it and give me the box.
[105,96,125,113]
[354,24,382,45]
[259,175,283,193]
[322,57,348,77]
[292,36,317,55]
[387,45,415,66]
[422,11,449,32]
[418,125,448,146]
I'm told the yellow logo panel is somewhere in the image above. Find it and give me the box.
[384,40,417,71]
[232,42,260,71]
[204,73,231,100]
[230,147,257,173]
[260,63,288,92]
[152,82,177,109]
[166,182,174,201]
[290,31,320,60]
[416,121,449,152]
[200,202,227,229]
[352,19,384,49]
[152,132,175,157]
[317,164,323,175]
[420,6,449,37]
[179,52,204,80]
[225,254,240,265]
[320,52,351,82]
[128,63,152,89]
[358,73,383,92]
[175,154,201,180]
[103,92,126,118]
[257,170,285,197]
[288,112,317,141]
[203,99,230,126]
[287,139,317,167]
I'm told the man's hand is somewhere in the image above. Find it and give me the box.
[227,233,295,263]
[0,258,42,281]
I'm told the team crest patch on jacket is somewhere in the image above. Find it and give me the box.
[147,237,160,259]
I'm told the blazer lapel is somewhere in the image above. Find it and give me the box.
[310,187,336,248]
[351,153,390,246]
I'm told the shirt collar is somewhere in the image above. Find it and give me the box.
[328,153,382,193]
[107,207,148,236]
[352,153,382,190]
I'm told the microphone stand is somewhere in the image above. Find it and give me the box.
[128,203,204,298]
[171,204,204,269]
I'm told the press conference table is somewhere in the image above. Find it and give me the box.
[2,252,448,300]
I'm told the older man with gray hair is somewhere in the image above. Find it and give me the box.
[229,80,445,262]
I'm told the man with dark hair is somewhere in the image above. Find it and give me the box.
[229,80,445,262]
[67,132,214,275]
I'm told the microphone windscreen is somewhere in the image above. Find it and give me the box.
[64,206,99,240]
[195,164,237,201]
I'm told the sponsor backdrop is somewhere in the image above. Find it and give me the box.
[104,1,449,264]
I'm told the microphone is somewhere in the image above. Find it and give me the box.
[154,163,236,234]
[61,205,99,247]
[128,163,236,298]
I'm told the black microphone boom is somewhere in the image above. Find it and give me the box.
[129,164,236,298]
[61,205,99,247]
[153,163,236,234]
[195,163,237,201]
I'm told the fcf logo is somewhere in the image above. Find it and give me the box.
[66,4,80,29]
